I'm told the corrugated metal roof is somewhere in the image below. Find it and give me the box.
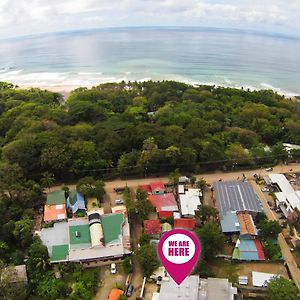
[220,211,240,233]
[215,181,263,218]
[47,190,65,205]
[101,213,124,245]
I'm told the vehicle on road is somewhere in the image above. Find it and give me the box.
[115,199,124,204]
[261,187,269,192]
[111,263,116,274]
[267,201,273,207]
[125,284,134,297]
[266,167,273,172]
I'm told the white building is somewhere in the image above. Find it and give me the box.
[252,271,279,287]
[179,188,202,218]
[268,174,300,217]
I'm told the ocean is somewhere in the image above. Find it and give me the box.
[0,27,299,95]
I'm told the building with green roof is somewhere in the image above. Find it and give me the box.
[69,224,91,248]
[47,190,66,205]
[101,213,124,245]
[51,244,69,262]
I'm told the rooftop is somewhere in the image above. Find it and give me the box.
[69,224,91,246]
[47,190,66,205]
[51,244,69,262]
[233,239,265,261]
[220,211,240,233]
[108,288,124,300]
[148,193,178,212]
[237,213,257,236]
[158,275,200,300]
[44,203,67,222]
[179,188,201,216]
[252,271,279,287]
[1,265,28,284]
[150,182,166,192]
[174,218,196,230]
[214,181,263,218]
[101,213,124,245]
[144,219,161,235]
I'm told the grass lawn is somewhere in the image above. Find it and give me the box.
[210,259,240,285]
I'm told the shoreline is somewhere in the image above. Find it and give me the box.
[18,82,299,101]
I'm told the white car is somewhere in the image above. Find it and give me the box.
[111,263,116,274]
[261,188,269,192]
[265,167,273,172]
[115,199,124,204]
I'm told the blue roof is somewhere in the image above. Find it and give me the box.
[67,191,85,213]
[240,251,259,261]
[220,211,240,233]
[238,239,257,252]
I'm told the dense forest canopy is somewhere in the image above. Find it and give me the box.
[0,80,299,181]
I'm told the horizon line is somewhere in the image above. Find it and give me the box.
[1,25,300,42]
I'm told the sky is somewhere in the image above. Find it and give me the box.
[0,0,300,38]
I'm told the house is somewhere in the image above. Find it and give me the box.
[140,184,152,195]
[179,188,201,218]
[161,222,172,234]
[1,265,28,286]
[174,218,196,230]
[148,193,178,218]
[267,173,300,218]
[252,271,279,287]
[40,210,131,263]
[232,238,265,261]
[144,220,161,237]
[108,288,124,300]
[44,190,67,222]
[155,275,237,300]
[178,184,185,194]
[67,191,85,214]
[150,182,166,194]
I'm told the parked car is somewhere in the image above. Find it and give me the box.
[266,167,273,172]
[267,201,273,207]
[115,199,124,204]
[289,179,297,183]
[111,263,116,274]
[125,284,134,297]
[261,187,269,192]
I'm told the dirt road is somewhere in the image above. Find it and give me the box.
[250,180,300,292]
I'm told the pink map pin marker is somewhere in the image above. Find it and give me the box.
[158,228,201,286]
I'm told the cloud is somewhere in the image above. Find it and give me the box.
[0,0,299,38]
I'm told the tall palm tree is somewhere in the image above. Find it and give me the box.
[41,172,55,192]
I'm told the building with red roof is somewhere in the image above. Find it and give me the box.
[148,193,178,218]
[174,218,196,230]
[150,182,166,194]
[144,220,161,236]
[139,184,152,194]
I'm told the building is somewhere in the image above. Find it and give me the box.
[148,193,178,218]
[199,278,237,300]
[1,265,28,286]
[44,190,67,222]
[267,173,300,218]
[144,220,161,237]
[150,182,166,194]
[215,181,263,220]
[40,211,131,263]
[283,143,300,153]
[220,211,240,233]
[174,218,196,230]
[252,271,279,287]
[161,222,172,234]
[155,275,237,300]
[179,188,202,218]
[233,239,265,261]
[140,182,166,195]
[237,213,258,238]
[108,288,124,300]
[67,191,86,214]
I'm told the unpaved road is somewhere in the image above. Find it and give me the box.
[250,180,300,292]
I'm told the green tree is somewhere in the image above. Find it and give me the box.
[196,178,206,191]
[136,245,159,277]
[13,216,33,248]
[76,177,105,202]
[136,187,152,221]
[123,257,133,274]
[195,205,218,224]
[257,220,281,240]
[197,222,224,261]
[267,277,298,300]
[41,172,55,191]
[168,169,181,186]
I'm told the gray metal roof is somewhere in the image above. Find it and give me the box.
[220,211,240,233]
[215,181,263,218]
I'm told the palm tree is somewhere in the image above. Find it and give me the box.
[41,172,55,192]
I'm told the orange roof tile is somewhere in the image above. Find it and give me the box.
[108,288,124,300]
[237,213,257,236]
[44,204,67,222]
